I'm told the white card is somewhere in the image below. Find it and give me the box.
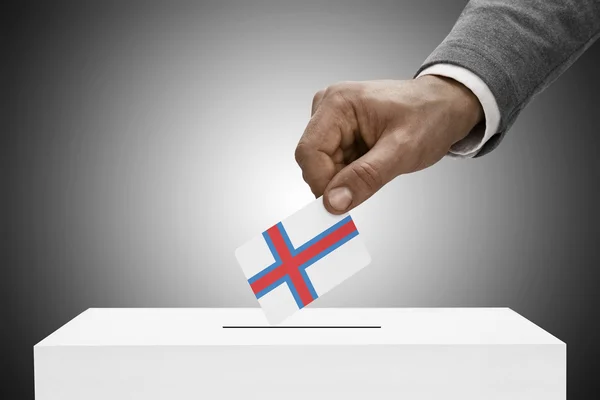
[235,196,371,325]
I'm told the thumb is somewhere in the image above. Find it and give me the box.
[322,135,402,214]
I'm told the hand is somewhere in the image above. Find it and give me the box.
[294,76,484,214]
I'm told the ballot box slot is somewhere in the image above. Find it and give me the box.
[222,325,381,329]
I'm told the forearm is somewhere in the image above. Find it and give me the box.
[416,0,600,157]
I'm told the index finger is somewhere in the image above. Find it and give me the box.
[294,105,347,197]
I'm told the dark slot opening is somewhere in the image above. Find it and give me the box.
[222,325,381,329]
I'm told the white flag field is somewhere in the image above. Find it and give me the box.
[235,197,371,325]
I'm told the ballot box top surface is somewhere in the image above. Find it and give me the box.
[35,308,563,347]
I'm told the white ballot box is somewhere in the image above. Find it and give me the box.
[34,308,565,399]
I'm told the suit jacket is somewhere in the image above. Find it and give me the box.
[415,0,600,157]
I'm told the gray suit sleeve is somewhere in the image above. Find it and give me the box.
[415,0,600,157]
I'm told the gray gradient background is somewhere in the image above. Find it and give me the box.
[4,0,599,398]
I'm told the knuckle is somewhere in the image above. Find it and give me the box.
[294,141,311,166]
[322,81,362,115]
[324,82,341,96]
[312,89,325,105]
[324,81,355,96]
[351,161,383,192]
[327,90,351,111]
[324,81,348,97]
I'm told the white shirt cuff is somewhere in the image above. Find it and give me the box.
[417,64,500,158]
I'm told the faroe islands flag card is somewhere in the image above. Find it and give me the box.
[235,196,371,325]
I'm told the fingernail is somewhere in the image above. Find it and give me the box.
[328,187,353,211]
